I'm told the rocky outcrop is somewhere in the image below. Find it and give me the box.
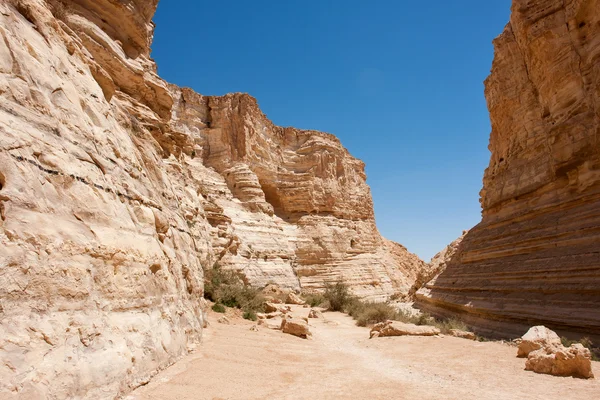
[409,231,466,298]
[169,88,426,300]
[416,0,600,340]
[0,0,425,398]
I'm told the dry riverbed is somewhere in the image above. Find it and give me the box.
[129,306,599,400]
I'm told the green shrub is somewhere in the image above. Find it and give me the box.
[243,310,258,321]
[204,263,265,314]
[302,292,326,307]
[324,281,353,312]
[354,302,397,327]
[212,303,226,313]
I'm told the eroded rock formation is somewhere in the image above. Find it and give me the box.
[416,0,600,340]
[0,1,424,398]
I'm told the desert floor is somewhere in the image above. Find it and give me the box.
[129,306,600,400]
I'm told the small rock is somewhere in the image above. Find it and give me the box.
[249,325,259,332]
[285,292,306,305]
[281,318,312,339]
[217,316,230,325]
[449,329,476,340]
[370,321,440,339]
[308,309,323,319]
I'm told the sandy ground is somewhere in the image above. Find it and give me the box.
[129,306,600,400]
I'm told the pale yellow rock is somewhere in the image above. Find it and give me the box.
[369,321,440,338]
[285,292,306,305]
[281,318,312,339]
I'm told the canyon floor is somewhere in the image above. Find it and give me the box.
[129,306,599,400]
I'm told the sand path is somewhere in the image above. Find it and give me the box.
[129,307,599,400]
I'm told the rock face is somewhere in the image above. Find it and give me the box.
[169,88,426,300]
[0,0,425,398]
[416,0,600,340]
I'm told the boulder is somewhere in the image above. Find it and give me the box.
[526,344,594,379]
[281,318,312,339]
[308,309,323,319]
[449,329,476,340]
[285,292,306,305]
[517,326,562,358]
[369,321,440,339]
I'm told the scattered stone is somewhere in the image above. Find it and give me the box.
[449,329,476,340]
[281,318,312,339]
[217,316,230,325]
[258,319,282,330]
[369,321,440,339]
[285,292,306,305]
[308,309,323,319]
[249,325,259,332]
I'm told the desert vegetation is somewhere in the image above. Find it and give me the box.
[204,263,265,320]
[315,281,470,333]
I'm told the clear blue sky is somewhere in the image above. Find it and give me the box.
[152,0,512,261]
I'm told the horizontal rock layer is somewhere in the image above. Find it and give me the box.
[0,1,425,398]
[416,0,600,340]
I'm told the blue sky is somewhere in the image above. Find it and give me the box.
[152,1,512,260]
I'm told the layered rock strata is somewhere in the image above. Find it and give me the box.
[417,0,600,340]
[0,1,425,398]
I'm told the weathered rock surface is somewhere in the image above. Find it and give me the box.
[369,321,440,338]
[416,0,600,339]
[285,292,306,305]
[517,326,562,358]
[281,318,312,339]
[449,329,477,341]
[169,88,426,301]
[517,326,594,379]
[410,231,467,298]
[526,344,594,379]
[0,1,427,398]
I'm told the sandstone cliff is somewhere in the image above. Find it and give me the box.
[0,1,425,398]
[417,0,600,340]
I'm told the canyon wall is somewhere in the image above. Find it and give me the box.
[0,1,424,398]
[417,0,600,340]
